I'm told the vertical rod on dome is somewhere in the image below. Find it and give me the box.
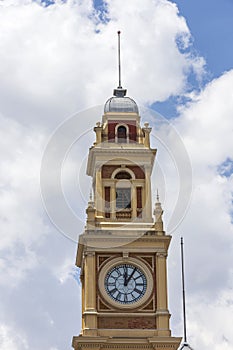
[181,237,187,344]
[117,31,122,88]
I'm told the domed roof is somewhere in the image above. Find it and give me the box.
[104,96,139,114]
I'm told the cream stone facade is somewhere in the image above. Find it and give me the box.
[72,86,181,350]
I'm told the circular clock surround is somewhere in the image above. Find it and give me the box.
[98,257,153,309]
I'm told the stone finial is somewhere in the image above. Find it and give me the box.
[89,188,93,201]
[154,189,164,234]
[86,188,96,229]
[94,122,102,145]
[142,122,152,148]
[87,188,94,209]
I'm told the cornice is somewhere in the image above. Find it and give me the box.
[87,147,156,176]
[73,336,182,349]
[76,234,171,256]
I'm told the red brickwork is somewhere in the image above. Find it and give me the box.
[136,187,142,208]
[102,165,145,179]
[107,121,137,142]
[98,316,156,329]
[128,166,145,179]
[102,165,118,178]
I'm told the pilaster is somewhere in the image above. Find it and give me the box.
[144,166,152,222]
[95,166,103,217]
[83,251,97,336]
[156,252,170,336]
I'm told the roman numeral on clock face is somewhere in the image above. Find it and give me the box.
[105,263,147,304]
[109,288,117,295]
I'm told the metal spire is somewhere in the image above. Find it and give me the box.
[117,30,122,89]
[156,189,160,202]
[113,31,127,97]
[179,237,194,350]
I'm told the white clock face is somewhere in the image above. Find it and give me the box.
[104,264,147,304]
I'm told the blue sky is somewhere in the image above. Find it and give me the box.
[0,1,232,350]
[175,0,233,76]
[156,0,233,116]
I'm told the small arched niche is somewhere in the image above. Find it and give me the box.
[116,124,128,143]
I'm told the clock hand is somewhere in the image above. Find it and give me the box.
[123,265,128,286]
[126,267,136,285]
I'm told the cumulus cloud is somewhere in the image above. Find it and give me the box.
[0,0,231,350]
[166,70,233,348]
[0,0,204,127]
[0,324,28,350]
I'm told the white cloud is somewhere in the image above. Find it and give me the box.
[187,283,233,349]
[0,1,231,350]
[0,324,28,350]
[105,0,205,104]
[166,70,233,348]
[176,70,233,166]
[0,0,204,128]
[0,114,49,286]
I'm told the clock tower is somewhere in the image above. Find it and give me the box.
[72,79,181,349]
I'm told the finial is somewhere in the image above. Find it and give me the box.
[87,188,94,210]
[154,190,163,224]
[154,189,164,233]
[113,31,127,97]
[89,188,93,202]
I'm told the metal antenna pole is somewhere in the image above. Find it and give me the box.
[117,31,122,88]
[180,237,194,350]
[181,237,187,343]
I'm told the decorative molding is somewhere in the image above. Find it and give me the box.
[98,299,111,311]
[140,256,154,268]
[111,167,135,180]
[98,316,156,329]
[142,299,154,311]
[74,344,179,350]
[85,251,96,257]
[156,253,167,259]
[98,256,111,269]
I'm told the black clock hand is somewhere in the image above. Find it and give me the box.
[123,265,128,286]
[126,267,136,284]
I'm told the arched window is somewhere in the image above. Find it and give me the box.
[117,125,127,143]
[115,171,132,180]
[115,172,132,210]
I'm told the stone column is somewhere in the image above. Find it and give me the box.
[95,166,103,217]
[156,252,170,337]
[110,181,116,219]
[132,181,137,218]
[80,272,85,334]
[83,251,97,336]
[144,166,152,222]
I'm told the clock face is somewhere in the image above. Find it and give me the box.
[105,264,147,304]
